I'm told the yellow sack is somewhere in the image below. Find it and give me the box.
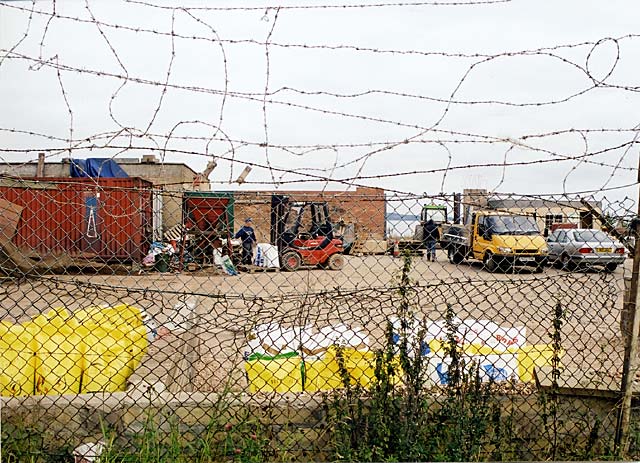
[304,354,344,392]
[516,344,557,383]
[329,347,377,388]
[27,308,84,396]
[0,321,37,396]
[245,352,304,393]
[76,305,149,393]
[438,342,558,383]
[321,348,402,390]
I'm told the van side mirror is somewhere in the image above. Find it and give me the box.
[483,231,492,240]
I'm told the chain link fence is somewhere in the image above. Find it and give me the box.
[3,1,640,461]
[0,183,637,461]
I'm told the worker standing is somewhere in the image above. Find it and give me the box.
[235,218,257,265]
[423,219,438,262]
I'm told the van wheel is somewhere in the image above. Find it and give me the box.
[483,252,497,272]
[448,247,464,264]
[281,251,301,272]
[327,253,345,270]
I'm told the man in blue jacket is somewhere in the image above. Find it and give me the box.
[235,218,257,265]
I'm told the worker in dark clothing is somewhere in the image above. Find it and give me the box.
[423,219,439,262]
[235,218,257,265]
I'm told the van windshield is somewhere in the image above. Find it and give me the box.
[486,216,540,235]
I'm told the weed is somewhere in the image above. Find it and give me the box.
[0,418,73,463]
[324,253,501,462]
[538,301,564,460]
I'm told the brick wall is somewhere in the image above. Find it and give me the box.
[232,187,386,243]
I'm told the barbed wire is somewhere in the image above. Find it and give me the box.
[2,141,636,187]
[10,1,639,70]
[2,16,638,197]
[123,0,514,11]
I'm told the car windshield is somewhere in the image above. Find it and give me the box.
[573,230,611,243]
[486,215,540,235]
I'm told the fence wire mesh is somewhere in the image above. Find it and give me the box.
[0,186,636,462]
[2,1,640,462]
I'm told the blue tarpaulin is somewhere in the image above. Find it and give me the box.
[69,159,129,178]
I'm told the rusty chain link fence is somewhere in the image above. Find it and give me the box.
[0,186,638,462]
[3,1,640,461]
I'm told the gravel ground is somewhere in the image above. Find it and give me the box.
[0,252,630,392]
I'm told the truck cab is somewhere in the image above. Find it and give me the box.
[445,211,548,272]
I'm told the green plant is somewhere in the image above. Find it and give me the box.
[0,418,73,463]
[538,301,564,460]
[96,386,279,463]
[324,254,503,462]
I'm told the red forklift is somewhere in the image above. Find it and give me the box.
[270,195,345,271]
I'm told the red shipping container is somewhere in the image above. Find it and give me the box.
[0,177,153,262]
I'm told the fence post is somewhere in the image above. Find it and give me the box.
[615,179,640,455]
[167,311,201,394]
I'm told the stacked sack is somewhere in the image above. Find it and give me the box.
[243,323,370,392]
[393,316,554,385]
[0,305,157,396]
[243,317,557,393]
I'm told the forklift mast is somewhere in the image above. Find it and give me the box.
[270,195,289,250]
[270,195,334,251]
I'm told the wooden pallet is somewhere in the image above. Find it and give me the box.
[237,264,280,273]
[351,238,388,255]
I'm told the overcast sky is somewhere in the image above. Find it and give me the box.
[1,0,639,203]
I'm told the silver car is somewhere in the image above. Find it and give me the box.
[546,228,626,272]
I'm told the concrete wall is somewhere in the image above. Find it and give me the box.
[0,162,67,178]
[1,389,631,460]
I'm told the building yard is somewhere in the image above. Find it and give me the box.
[0,171,635,460]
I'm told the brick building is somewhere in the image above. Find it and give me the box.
[2,157,386,244]
[231,187,386,243]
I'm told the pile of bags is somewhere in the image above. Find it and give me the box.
[244,323,372,392]
[142,241,177,271]
[0,305,157,397]
[390,316,552,385]
[243,318,556,393]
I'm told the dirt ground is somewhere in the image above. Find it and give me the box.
[0,251,629,393]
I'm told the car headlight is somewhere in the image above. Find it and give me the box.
[497,246,512,254]
[540,246,549,254]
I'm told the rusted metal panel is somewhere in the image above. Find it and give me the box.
[0,177,153,262]
[183,191,234,236]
